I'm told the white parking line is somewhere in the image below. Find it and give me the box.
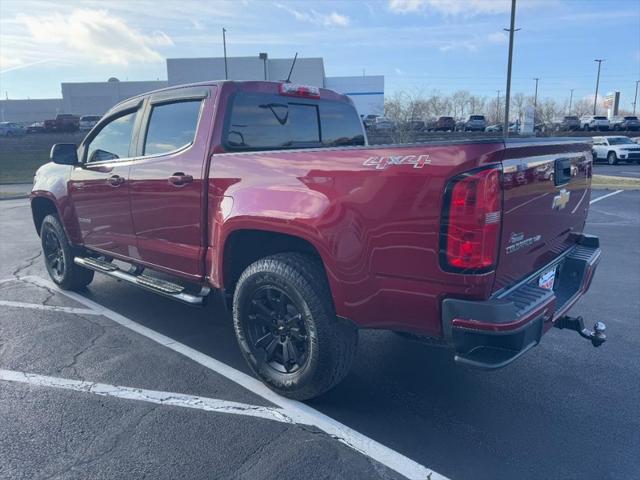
[21,275,446,480]
[590,189,623,205]
[0,369,297,424]
[0,300,101,316]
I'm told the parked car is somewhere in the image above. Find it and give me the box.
[553,116,581,131]
[402,119,426,131]
[373,116,395,131]
[463,115,487,132]
[79,115,101,131]
[44,113,80,132]
[429,116,455,132]
[26,121,46,134]
[362,114,378,130]
[580,115,609,131]
[609,116,640,132]
[31,80,605,400]
[485,123,518,133]
[592,136,640,164]
[0,121,26,136]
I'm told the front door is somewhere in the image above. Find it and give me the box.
[68,108,140,258]
[128,86,214,280]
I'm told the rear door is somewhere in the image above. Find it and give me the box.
[493,139,592,292]
[127,86,215,280]
[69,101,142,257]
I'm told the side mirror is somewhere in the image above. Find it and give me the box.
[50,143,78,165]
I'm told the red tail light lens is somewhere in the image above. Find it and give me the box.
[441,166,502,272]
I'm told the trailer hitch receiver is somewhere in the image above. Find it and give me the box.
[554,316,606,347]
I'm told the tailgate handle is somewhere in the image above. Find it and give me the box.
[554,158,572,186]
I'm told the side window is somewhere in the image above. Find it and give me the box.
[144,100,202,156]
[319,101,365,147]
[86,111,137,163]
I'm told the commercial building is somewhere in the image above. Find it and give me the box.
[1,55,384,123]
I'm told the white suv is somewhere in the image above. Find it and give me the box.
[581,115,610,131]
[592,136,640,164]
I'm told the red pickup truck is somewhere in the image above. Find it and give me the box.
[30,81,605,400]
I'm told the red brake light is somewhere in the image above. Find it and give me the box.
[279,83,321,98]
[441,166,502,272]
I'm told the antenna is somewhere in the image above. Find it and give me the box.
[285,52,298,83]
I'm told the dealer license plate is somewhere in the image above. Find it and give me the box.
[538,267,556,290]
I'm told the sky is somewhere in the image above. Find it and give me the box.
[1,0,639,109]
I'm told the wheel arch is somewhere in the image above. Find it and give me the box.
[31,195,60,236]
[217,228,343,313]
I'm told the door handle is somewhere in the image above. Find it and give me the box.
[168,172,193,186]
[108,174,125,186]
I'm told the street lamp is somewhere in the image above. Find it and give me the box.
[593,59,605,115]
[568,88,574,114]
[502,0,519,138]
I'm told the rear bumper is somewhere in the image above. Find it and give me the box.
[441,234,601,369]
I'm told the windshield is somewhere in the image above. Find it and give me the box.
[564,116,578,120]
[608,137,635,145]
[624,116,638,120]
[470,115,485,120]
[593,116,607,120]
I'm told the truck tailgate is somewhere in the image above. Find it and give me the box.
[494,139,593,293]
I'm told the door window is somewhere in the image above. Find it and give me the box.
[144,100,202,156]
[86,111,137,163]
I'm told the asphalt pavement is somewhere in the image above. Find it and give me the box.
[0,190,639,480]
[593,162,640,179]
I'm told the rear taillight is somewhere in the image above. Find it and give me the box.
[440,166,502,272]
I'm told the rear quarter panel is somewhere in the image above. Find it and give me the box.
[209,141,504,336]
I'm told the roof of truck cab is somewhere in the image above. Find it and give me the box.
[107,80,351,114]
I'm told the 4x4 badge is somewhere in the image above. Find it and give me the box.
[552,188,571,210]
[363,154,431,170]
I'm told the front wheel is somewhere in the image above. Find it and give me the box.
[233,253,358,400]
[607,151,618,165]
[40,214,94,290]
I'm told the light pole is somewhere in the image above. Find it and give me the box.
[502,0,519,138]
[593,59,604,115]
[222,28,228,80]
[568,88,574,114]
[633,80,639,115]
[533,77,540,123]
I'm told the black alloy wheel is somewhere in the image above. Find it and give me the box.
[246,285,310,374]
[43,227,65,282]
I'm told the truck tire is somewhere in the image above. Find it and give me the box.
[233,253,358,400]
[607,151,618,165]
[40,214,94,290]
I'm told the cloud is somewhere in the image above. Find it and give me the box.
[0,57,55,74]
[486,32,508,44]
[276,4,350,27]
[16,9,173,66]
[389,0,515,16]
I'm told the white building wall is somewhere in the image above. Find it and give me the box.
[0,98,63,123]
[61,80,168,116]
[167,56,325,87]
[325,75,384,116]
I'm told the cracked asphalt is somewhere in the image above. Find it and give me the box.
[1,191,639,480]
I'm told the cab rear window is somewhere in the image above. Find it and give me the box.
[225,92,364,151]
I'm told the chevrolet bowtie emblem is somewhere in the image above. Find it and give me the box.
[552,188,571,210]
